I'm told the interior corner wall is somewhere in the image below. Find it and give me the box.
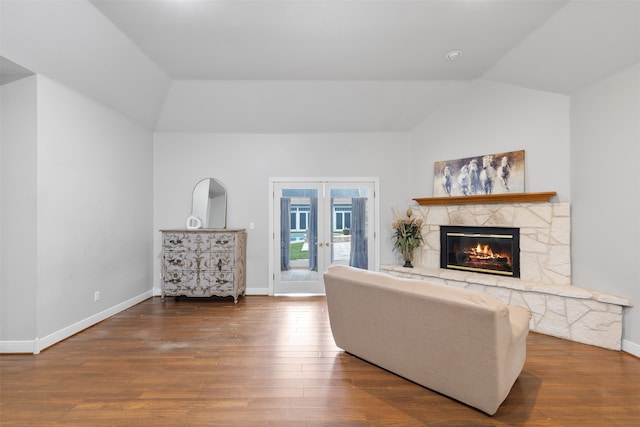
[153,132,412,294]
[31,76,154,350]
[570,63,640,354]
[1,75,38,347]
[408,79,570,201]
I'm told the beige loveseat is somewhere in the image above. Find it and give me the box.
[323,265,531,415]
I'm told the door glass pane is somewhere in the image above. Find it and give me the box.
[329,187,369,269]
[280,188,319,283]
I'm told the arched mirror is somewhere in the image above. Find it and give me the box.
[190,178,227,229]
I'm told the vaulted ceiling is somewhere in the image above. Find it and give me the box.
[2,0,639,132]
[90,0,567,81]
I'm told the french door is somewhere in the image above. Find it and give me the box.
[271,179,377,295]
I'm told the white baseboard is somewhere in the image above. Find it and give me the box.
[622,339,640,358]
[0,340,39,354]
[0,290,153,354]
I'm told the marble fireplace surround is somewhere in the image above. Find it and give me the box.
[381,195,632,351]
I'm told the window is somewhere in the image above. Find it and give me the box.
[334,205,351,231]
[291,204,310,232]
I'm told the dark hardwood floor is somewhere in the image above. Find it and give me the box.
[1,296,639,426]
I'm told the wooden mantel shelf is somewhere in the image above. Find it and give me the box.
[413,191,557,206]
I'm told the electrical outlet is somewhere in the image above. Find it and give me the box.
[94,291,101,302]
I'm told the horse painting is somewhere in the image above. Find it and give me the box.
[432,150,524,197]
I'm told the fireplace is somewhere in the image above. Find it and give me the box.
[440,226,520,278]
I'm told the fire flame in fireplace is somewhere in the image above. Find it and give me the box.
[475,243,493,257]
[464,242,510,264]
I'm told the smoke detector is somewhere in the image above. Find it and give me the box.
[446,50,462,61]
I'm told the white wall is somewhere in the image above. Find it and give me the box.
[409,79,571,201]
[0,75,155,353]
[1,76,38,347]
[153,133,412,294]
[571,63,640,354]
[34,76,154,344]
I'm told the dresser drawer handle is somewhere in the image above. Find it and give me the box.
[169,239,183,244]
[168,278,182,284]
[215,278,230,285]
[215,239,230,245]
[168,258,183,265]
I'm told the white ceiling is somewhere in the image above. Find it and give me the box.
[484,0,640,93]
[90,0,568,81]
[3,1,639,132]
[0,56,34,85]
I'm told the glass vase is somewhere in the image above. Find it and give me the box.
[402,247,414,268]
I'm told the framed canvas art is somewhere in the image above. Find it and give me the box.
[433,150,525,197]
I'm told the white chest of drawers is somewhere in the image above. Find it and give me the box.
[161,229,247,303]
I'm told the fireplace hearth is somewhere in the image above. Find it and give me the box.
[381,202,631,351]
[440,226,520,278]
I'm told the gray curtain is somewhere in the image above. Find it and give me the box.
[349,197,368,269]
[308,197,318,271]
[280,197,291,271]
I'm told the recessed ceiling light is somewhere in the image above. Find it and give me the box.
[446,50,462,61]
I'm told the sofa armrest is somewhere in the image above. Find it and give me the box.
[509,305,532,342]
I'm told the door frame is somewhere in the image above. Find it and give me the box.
[268,177,380,296]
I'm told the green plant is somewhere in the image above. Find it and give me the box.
[391,208,424,262]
